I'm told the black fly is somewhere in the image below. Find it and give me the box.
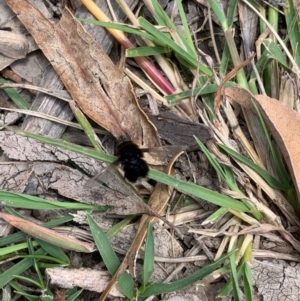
[116,141,149,182]
[86,139,185,188]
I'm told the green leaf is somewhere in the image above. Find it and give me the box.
[126,46,170,57]
[218,262,244,297]
[165,82,236,104]
[204,207,229,224]
[252,39,291,77]
[0,78,31,109]
[78,19,166,46]
[243,262,253,301]
[87,213,135,299]
[70,101,103,152]
[229,253,241,300]
[206,0,228,31]
[138,17,212,75]
[37,239,70,265]
[13,275,43,289]
[251,99,291,189]
[142,222,154,286]
[0,248,46,288]
[0,190,107,211]
[151,0,169,26]
[151,0,197,57]
[139,251,233,297]
[218,143,289,191]
[66,288,83,301]
[0,241,39,256]
[285,0,300,66]
[262,39,290,70]
[195,137,227,182]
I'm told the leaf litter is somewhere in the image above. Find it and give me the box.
[1,0,300,300]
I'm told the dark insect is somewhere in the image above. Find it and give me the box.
[116,141,149,182]
[86,139,185,189]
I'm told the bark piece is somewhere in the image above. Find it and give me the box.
[21,65,74,138]
[0,132,148,215]
[46,267,124,297]
[252,259,300,301]
[148,110,213,146]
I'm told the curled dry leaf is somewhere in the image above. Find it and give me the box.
[0,212,95,252]
[5,0,159,147]
[225,86,300,206]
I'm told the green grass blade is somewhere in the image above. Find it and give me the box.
[138,17,212,75]
[151,0,168,26]
[5,125,115,164]
[36,239,70,265]
[0,248,46,288]
[126,46,170,57]
[251,100,291,188]
[0,241,39,256]
[227,0,239,27]
[139,251,233,297]
[87,213,135,299]
[150,0,197,58]
[195,138,241,194]
[258,39,290,72]
[3,278,37,301]
[229,253,241,300]
[27,238,43,288]
[14,275,44,289]
[142,222,154,286]
[22,255,69,265]
[70,101,103,152]
[218,143,289,190]
[106,215,136,240]
[0,78,31,109]
[165,82,236,104]
[0,190,107,211]
[218,263,244,297]
[66,288,83,301]
[78,19,165,45]
[175,0,197,57]
[285,0,300,66]
[243,243,253,301]
[204,207,229,224]
[149,168,250,211]
[194,137,227,182]
[206,0,228,31]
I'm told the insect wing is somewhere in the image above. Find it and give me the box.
[142,145,187,165]
[84,159,119,190]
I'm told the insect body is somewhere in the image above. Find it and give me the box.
[116,141,149,182]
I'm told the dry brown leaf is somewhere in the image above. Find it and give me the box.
[5,0,159,147]
[0,212,95,252]
[225,86,300,206]
[0,30,29,59]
